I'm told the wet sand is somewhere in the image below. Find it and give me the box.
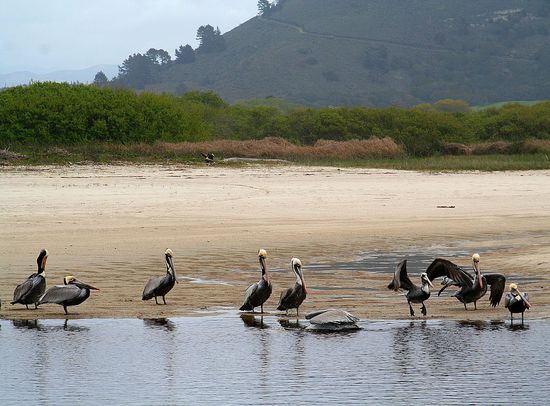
[1,164,549,320]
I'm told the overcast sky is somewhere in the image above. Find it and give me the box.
[0,0,259,74]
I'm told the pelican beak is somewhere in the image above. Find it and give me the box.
[473,261,483,288]
[42,255,48,270]
[298,266,307,294]
[517,290,532,309]
[167,255,177,284]
[74,279,100,291]
[427,277,434,288]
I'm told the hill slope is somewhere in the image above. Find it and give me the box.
[150,0,550,107]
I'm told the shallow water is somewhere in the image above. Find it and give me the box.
[1,315,548,405]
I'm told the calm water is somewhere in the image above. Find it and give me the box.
[1,315,548,405]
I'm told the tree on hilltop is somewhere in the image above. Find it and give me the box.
[145,48,172,66]
[196,25,226,54]
[175,44,196,64]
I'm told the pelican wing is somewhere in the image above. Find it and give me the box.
[142,275,164,299]
[12,273,39,302]
[388,260,413,291]
[484,273,506,307]
[239,282,259,310]
[306,309,359,324]
[39,285,81,305]
[277,287,293,307]
[426,258,473,288]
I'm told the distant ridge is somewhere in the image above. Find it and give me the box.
[0,64,118,87]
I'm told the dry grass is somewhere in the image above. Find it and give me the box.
[157,137,405,160]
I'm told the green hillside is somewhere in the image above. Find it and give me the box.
[137,0,550,106]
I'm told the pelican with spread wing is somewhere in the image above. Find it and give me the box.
[427,254,505,310]
[388,259,434,317]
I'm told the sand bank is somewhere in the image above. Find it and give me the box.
[1,164,549,320]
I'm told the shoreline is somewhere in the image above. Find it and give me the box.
[1,164,549,321]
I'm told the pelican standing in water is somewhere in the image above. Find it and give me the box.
[305,309,360,331]
[240,249,272,313]
[11,249,48,309]
[427,253,505,310]
[505,283,531,325]
[388,259,434,317]
[277,258,307,316]
[38,276,99,315]
[142,249,178,305]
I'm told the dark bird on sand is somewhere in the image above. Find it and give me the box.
[277,257,307,316]
[201,152,215,163]
[505,283,531,325]
[240,249,272,313]
[142,249,178,305]
[39,275,99,315]
[11,249,48,309]
[427,254,505,310]
[388,259,434,317]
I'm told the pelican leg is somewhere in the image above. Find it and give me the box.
[408,301,415,317]
[421,303,427,316]
[154,296,159,305]
[25,304,29,310]
[63,305,68,315]
[521,312,524,326]
[296,307,299,317]
[34,303,39,309]
[510,312,513,325]
[464,303,467,310]
[261,304,264,314]
[162,296,167,305]
[474,301,477,310]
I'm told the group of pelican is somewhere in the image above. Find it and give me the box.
[388,253,531,324]
[9,249,99,315]
[6,248,531,327]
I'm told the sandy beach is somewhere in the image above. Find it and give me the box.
[1,164,549,320]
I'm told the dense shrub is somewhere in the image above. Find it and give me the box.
[1,83,549,157]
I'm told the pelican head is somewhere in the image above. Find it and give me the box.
[291,257,306,291]
[37,249,49,273]
[258,249,268,278]
[472,253,483,288]
[164,249,177,283]
[64,275,99,290]
[509,283,518,293]
[420,272,434,288]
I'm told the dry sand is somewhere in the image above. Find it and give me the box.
[1,164,549,321]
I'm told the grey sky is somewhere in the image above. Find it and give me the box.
[0,0,258,74]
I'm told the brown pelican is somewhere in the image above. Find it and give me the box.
[277,258,307,316]
[427,253,505,310]
[240,249,272,313]
[201,152,214,163]
[505,283,531,325]
[305,309,360,331]
[142,249,178,304]
[38,275,99,315]
[388,259,434,317]
[11,249,48,309]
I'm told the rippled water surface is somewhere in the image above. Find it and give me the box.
[1,315,549,405]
